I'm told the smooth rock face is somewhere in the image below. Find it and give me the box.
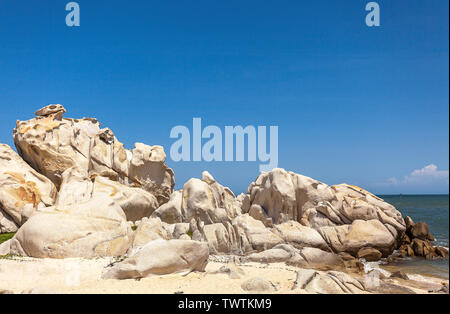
[0,208,18,233]
[152,171,241,225]
[151,190,183,224]
[102,239,209,279]
[0,144,57,229]
[357,247,383,262]
[293,269,366,294]
[241,277,276,292]
[131,217,171,249]
[13,105,174,205]
[0,239,11,255]
[245,244,345,270]
[273,220,330,251]
[10,194,132,258]
[319,220,396,256]
[410,222,430,240]
[93,176,159,222]
[241,168,405,256]
[232,214,284,252]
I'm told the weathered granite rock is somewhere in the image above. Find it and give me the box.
[0,208,18,233]
[13,105,174,205]
[410,222,431,241]
[245,244,345,270]
[102,239,209,279]
[151,190,183,224]
[272,220,330,251]
[0,239,11,255]
[292,269,366,294]
[241,168,405,256]
[319,220,396,256]
[152,171,241,225]
[131,217,172,249]
[0,144,57,229]
[390,271,409,280]
[357,247,383,262]
[93,176,159,222]
[232,214,284,252]
[241,277,277,292]
[55,167,159,223]
[10,193,133,258]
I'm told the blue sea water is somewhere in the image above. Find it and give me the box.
[380,195,449,279]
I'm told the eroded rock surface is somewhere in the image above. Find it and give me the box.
[102,239,209,279]
[13,105,174,205]
[0,144,57,230]
[241,168,406,257]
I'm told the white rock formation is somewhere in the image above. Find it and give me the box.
[0,144,57,231]
[152,171,241,225]
[241,168,406,256]
[10,193,133,258]
[102,239,209,279]
[13,105,174,205]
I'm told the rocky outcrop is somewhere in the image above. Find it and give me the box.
[318,219,396,256]
[10,193,133,258]
[2,105,443,280]
[245,244,345,270]
[131,217,172,249]
[102,239,209,279]
[13,105,174,205]
[292,269,367,294]
[241,168,406,257]
[397,217,448,260]
[152,171,241,225]
[0,144,57,231]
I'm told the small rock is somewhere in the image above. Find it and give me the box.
[404,216,415,229]
[390,271,409,280]
[241,277,276,292]
[434,246,449,258]
[357,247,382,262]
[411,222,430,240]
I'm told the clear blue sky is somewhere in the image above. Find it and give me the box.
[0,0,448,195]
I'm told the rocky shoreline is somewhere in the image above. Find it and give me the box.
[0,104,448,294]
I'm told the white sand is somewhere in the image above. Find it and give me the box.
[0,256,447,294]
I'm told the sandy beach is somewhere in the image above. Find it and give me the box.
[0,255,447,294]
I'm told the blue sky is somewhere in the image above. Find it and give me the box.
[0,0,448,194]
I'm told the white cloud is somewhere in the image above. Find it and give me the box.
[375,164,449,194]
[408,164,449,180]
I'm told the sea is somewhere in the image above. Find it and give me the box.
[380,195,449,279]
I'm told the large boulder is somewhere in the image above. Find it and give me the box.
[13,105,174,205]
[292,269,366,294]
[0,144,57,230]
[245,244,345,270]
[272,220,330,251]
[10,193,133,258]
[131,217,172,249]
[93,176,159,222]
[55,167,159,223]
[152,171,241,225]
[102,239,209,279]
[241,168,405,256]
[319,220,396,256]
[151,190,183,224]
[232,214,284,252]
